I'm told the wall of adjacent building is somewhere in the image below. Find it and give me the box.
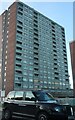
[70,41,75,97]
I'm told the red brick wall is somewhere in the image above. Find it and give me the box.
[70,41,75,97]
[5,2,17,95]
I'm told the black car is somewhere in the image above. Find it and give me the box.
[2,90,68,120]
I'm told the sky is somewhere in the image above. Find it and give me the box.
[0,0,73,88]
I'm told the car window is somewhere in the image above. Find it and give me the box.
[15,91,24,100]
[25,91,35,101]
[33,91,55,101]
[7,91,15,100]
[47,93,56,100]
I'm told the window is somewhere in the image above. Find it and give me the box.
[34,52,38,55]
[16,70,22,74]
[53,49,57,53]
[23,78,27,81]
[52,33,55,36]
[61,27,64,31]
[34,62,38,65]
[17,25,22,29]
[54,58,57,61]
[29,79,33,82]
[52,29,55,32]
[34,24,38,27]
[34,47,38,50]
[34,33,38,36]
[16,46,22,50]
[34,28,38,32]
[54,72,59,75]
[15,83,21,88]
[25,91,35,101]
[7,91,15,100]
[53,41,56,44]
[0,64,1,67]
[4,73,6,76]
[52,37,55,40]
[55,77,59,79]
[62,31,64,34]
[51,21,55,25]
[18,2,23,7]
[63,49,66,53]
[6,50,7,53]
[16,64,21,67]
[17,20,23,25]
[34,57,38,61]
[15,91,24,100]
[18,7,23,11]
[62,38,65,42]
[5,55,7,59]
[54,63,57,65]
[65,70,68,73]
[34,19,38,23]
[18,11,23,16]
[4,79,6,82]
[34,68,38,70]
[17,30,22,35]
[34,42,39,46]
[17,41,22,45]
[63,53,67,57]
[34,37,38,41]
[16,52,22,56]
[34,11,38,15]
[62,35,65,38]
[34,73,39,76]
[54,67,57,70]
[66,79,69,81]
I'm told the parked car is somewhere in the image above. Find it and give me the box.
[2,90,68,120]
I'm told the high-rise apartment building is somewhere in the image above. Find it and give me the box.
[70,41,75,97]
[0,2,70,95]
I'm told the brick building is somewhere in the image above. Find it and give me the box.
[70,41,75,97]
[0,2,70,96]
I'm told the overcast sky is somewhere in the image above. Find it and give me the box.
[0,0,73,88]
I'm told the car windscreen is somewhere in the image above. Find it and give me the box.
[33,91,55,101]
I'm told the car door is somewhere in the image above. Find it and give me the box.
[12,91,25,117]
[19,91,38,118]
[5,91,16,112]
